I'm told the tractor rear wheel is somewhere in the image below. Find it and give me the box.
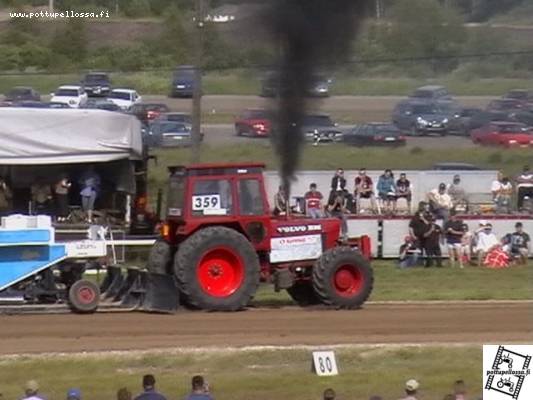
[147,239,172,275]
[312,247,373,309]
[287,281,320,306]
[68,279,100,314]
[174,226,260,311]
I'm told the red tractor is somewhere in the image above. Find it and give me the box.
[147,162,373,311]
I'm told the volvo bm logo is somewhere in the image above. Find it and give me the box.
[277,224,322,234]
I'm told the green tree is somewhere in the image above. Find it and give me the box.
[50,19,87,65]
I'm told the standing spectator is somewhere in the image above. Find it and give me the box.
[354,168,377,214]
[22,380,44,400]
[184,375,213,400]
[377,169,396,214]
[273,185,288,216]
[327,191,349,241]
[447,175,468,213]
[459,224,473,266]
[304,183,324,219]
[422,214,443,268]
[117,388,132,400]
[502,222,530,264]
[54,175,71,222]
[491,171,503,201]
[493,176,513,214]
[427,183,453,223]
[398,236,419,268]
[79,167,101,223]
[0,177,12,217]
[444,211,464,268]
[453,380,467,400]
[474,222,500,267]
[395,173,412,214]
[31,179,52,215]
[323,389,336,400]
[515,165,533,211]
[330,168,346,192]
[399,379,419,400]
[134,374,167,400]
[408,202,432,241]
[66,388,82,400]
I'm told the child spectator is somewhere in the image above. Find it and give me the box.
[355,168,377,214]
[515,165,533,211]
[304,183,324,219]
[395,173,412,214]
[377,169,396,214]
[398,235,419,268]
[444,211,464,268]
[502,222,530,264]
[459,224,473,267]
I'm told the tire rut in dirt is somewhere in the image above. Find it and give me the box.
[286,281,320,306]
[312,246,373,309]
[174,226,260,311]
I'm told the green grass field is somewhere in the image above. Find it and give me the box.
[0,346,482,400]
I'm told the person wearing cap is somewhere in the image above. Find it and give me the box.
[22,380,45,400]
[66,388,81,400]
[515,165,533,211]
[323,388,336,400]
[400,379,419,400]
[134,374,167,400]
[427,183,452,223]
[398,235,419,268]
[474,222,502,267]
[447,175,468,213]
[502,222,530,264]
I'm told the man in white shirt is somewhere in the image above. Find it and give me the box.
[427,183,453,222]
[474,222,500,266]
[515,165,533,211]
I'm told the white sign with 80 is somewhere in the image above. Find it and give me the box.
[312,351,339,376]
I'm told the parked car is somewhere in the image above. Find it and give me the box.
[170,65,196,98]
[409,85,452,101]
[107,88,142,110]
[486,98,524,112]
[130,103,170,123]
[50,85,88,108]
[156,112,192,124]
[4,86,40,103]
[503,89,533,104]
[392,100,450,136]
[81,72,111,97]
[343,123,406,147]
[447,107,484,136]
[300,114,343,143]
[146,120,203,147]
[471,121,533,147]
[433,162,481,171]
[260,72,332,97]
[82,98,122,112]
[234,108,272,137]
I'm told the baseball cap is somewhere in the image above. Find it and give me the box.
[405,379,419,391]
[479,220,488,226]
[25,380,39,392]
[438,183,446,190]
[67,388,81,400]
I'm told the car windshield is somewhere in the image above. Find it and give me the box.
[173,69,194,79]
[302,115,334,126]
[152,122,189,134]
[85,74,109,83]
[375,125,400,134]
[55,89,79,97]
[143,104,169,112]
[109,91,131,100]
[165,113,192,123]
[506,91,527,99]
[246,110,269,119]
[412,104,438,114]
[498,125,528,134]
[412,90,433,98]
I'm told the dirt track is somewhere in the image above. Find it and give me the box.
[0,303,531,355]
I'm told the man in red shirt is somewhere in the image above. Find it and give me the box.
[354,168,377,214]
[304,183,324,219]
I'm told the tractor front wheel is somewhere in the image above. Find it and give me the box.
[312,247,373,309]
[68,279,100,314]
[287,280,320,306]
[174,226,260,311]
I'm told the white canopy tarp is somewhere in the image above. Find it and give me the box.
[0,108,143,165]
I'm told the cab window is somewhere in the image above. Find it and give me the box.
[191,179,233,216]
[238,179,264,216]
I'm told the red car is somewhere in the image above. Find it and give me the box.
[235,108,272,137]
[471,121,533,147]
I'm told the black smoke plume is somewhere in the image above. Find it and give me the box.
[268,0,368,196]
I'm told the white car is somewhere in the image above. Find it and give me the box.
[50,85,88,108]
[107,89,142,110]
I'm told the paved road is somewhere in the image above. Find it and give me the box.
[0,302,530,354]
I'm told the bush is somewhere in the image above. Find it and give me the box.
[19,43,52,70]
[0,45,21,70]
[123,0,151,18]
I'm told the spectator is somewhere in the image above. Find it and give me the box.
[453,380,467,400]
[444,210,464,268]
[408,202,432,241]
[395,173,412,214]
[459,224,473,266]
[79,167,101,223]
[474,222,501,267]
[398,235,419,268]
[493,176,513,214]
[273,185,288,216]
[400,379,419,400]
[134,374,167,400]
[491,171,503,201]
[22,380,44,400]
[377,169,396,214]
[117,388,132,400]
[66,388,81,400]
[427,183,453,223]
[31,179,52,215]
[184,375,213,400]
[447,175,468,212]
[355,168,377,214]
[515,165,533,211]
[54,175,72,222]
[0,177,12,217]
[327,191,349,241]
[502,222,530,264]
[323,389,336,400]
[304,183,324,219]
[331,168,346,192]
[422,214,443,268]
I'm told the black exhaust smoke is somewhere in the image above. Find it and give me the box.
[269,0,368,196]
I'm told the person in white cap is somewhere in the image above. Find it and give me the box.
[400,379,419,400]
[22,380,45,400]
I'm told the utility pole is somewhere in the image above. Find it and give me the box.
[191,0,205,164]
[49,0,54,12]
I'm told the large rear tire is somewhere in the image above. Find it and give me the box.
[312,247,373,309]
[147,239,172,275]
[68,279,100,314]
[287,280,320,306]
[174,226,260,311]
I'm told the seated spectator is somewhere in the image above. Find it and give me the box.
[427,183,452,223]
[459,224,473,266]
[398,235,419,268]
[474,222,505,267]
[184,375,213,400]
[354,168,377,214]
[444,211,464,268]
[31,179,52,215]
[22,380,44,400]
[0,177,12,217]
[117,388,132,400]
[502,222,530,264]
[331,168,346,192]
[401,379,419,400]
[493,176,513,214]
[134,374,167,400]
[273,185,288,216]
[377,169,396,215]
[66,388,81,400]
[515,165,533,212]
[491,171,503,202]
[395,173,412,214]
[447,174,468,213]
[327,191,349,241]
[323,388,336,400]
[304,183,324,219]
